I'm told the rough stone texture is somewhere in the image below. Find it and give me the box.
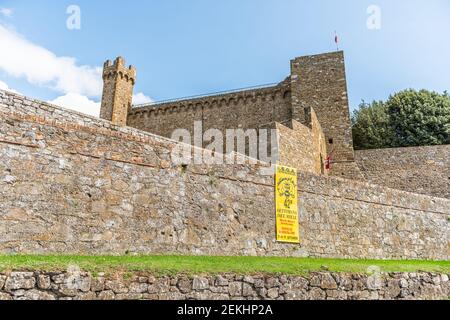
[4,272,36,292]
[100,57,136,126]
[0,90,449,260]
[289,51,361,179]
[275,111,327,175]
[0,272,448,300]
[128,79,292,149]
[356,146,450,199]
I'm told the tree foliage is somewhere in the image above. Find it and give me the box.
[352,89,450,150]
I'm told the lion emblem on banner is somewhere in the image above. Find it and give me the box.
[277,177,296,209]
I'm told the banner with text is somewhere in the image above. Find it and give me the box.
[275,165,300,243]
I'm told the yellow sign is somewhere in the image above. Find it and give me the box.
[275,165,300,244]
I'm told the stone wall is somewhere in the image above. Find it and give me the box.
[356,145,450,199]
[0,271,448,300]
[127,80,292,143]
[275,108,327,175]
[1,89,449,260]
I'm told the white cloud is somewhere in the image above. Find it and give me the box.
[0,24,102,97]
[133,92,153,105]
[0,8,13,18]
[0,23,154,117]
[49,93,100,117]
[0,80,19,94]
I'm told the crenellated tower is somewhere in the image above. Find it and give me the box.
[100,57,136,126]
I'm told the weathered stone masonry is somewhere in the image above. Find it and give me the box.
[0,271,448,300]
[1,90,448,260]
[356,145,450,199]
[100,57,136,126]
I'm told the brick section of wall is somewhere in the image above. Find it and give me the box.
[1,90,448,260]
[356,146,450,199]
[0,271,448,300]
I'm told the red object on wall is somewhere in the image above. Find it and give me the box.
[325,156,332,170]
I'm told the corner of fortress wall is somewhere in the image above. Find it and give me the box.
[0,89,448,260]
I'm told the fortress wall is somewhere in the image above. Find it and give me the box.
[275,108,327,175]
[130,105,203,140]
[275,120,317,174]
[309,108,328,174]
[356,146,450,199]
[0,90,449,260]
[127,82,292,143]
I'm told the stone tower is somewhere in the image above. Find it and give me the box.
[100,57,136,126]
[290,51,362,178]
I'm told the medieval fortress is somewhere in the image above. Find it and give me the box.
[0,51,449,260]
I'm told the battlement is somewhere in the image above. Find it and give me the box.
[129,79,291,118]
[100,56,136,126]
[102,57,136,84]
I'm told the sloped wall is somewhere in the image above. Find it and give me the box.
[356,146,450,199]
[0,90,449,260]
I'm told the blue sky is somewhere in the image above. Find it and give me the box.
[0,0,449,116]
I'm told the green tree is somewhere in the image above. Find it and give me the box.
[351,100,391,150]
[352,89,450,150]
[387,89,450,147]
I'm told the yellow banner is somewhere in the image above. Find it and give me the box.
[275,165,300,244]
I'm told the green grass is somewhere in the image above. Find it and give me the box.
[0,255,448,276]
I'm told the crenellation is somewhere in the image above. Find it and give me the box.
[129,83,290,117]
[100,56,136,126]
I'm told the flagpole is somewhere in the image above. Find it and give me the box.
[335,31,339,51]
